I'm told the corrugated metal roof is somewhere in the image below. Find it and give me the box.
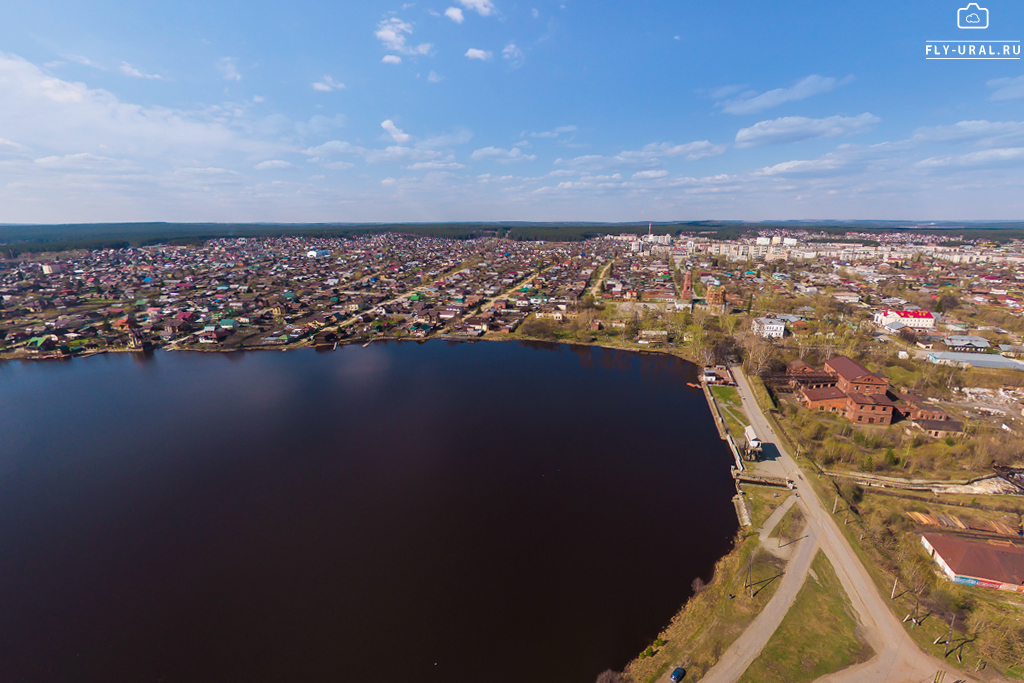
[924,533,1024,586]
[928,352,1024,371]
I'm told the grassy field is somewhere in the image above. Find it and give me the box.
[737,551,874,683]
[746,488,793,530]
[797,461,1024,680]
[711,385,750,441]
[624,533,785,683]
[740,369,1024,677]
[624,487,795,683]
[769,502,806,544]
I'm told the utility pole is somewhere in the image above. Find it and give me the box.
[832,494,839,514]
[935,615,955,653]
[891,577,898,600]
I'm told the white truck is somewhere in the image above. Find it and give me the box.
[743,425,762,460]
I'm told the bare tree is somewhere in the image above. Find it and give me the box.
[744,337,777,376]
[596,671,630,683]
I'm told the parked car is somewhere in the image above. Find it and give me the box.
[670,667,686,682]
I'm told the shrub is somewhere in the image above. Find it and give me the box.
[839,481,863,505]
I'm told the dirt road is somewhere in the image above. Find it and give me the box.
[727,366,978,683]
[696,507,820,683]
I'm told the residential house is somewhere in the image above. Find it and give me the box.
[752,317,785,339]
[944,335,991,352]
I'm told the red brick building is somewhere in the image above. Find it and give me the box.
[824,356,888,395]
[800,386,848,413]
[845,391,895,425]
[797,356,894,425]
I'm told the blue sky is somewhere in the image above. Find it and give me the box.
[1,0,1023,223]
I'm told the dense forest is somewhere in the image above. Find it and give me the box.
[2,220,1024,255]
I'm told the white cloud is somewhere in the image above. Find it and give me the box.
[312,75,344,91]
[323,161,355,170]
[0,52,273,158]
[531,8,539,18]
[916,147,1024,170]
[470,146,536,162]
[988,76,1024,101]
[252,95,265,102]
[417,128,473,149]
[465,48,493,61]
[254,159,294,170]
[428,70,443,82]
[407,160,467,170]
[734,113,879,148]
[33,153,143,172]
[365,146,440,163]
[753,142,906,177]
[912,120,1024,146]
[0,137,30,150]
[381,119,411,143]
[619,141,727,161]
[295,114,347,136]
[65,54,101,69]
[717,75,852,115]
[218,57,242,81]
[375,17,432,56]
[554,140,725,171]
[173,166,240,177]
[119,62,163,80]
[707,84,748,100]
[633,170,669,179]
[445,7,465,23]
[502,43,524,67]
[303,140,366,157]
[530,125,576,139]
[459,0,495,16]
[382,55,403,64]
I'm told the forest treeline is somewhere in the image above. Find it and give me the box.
[3,220,1024,255]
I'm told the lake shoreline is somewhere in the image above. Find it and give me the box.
[2,336,739,683]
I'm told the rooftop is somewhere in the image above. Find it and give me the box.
[924,533,1024,587]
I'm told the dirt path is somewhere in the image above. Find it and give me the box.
[588,261,612,299]
[694,496,819,683]
[728,367,982,683]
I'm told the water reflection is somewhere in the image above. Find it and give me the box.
[0,341,737,683]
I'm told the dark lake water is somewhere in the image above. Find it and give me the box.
[0,341,738,683]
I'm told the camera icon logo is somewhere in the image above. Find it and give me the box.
[958,3,989,29]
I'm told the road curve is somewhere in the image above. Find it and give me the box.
[696,514,820,683]
[728,366,979,683]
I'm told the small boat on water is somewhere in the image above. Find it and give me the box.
[362,341,371,348]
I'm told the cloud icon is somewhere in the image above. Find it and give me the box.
[958,3,989,28]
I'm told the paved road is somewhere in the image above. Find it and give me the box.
[728,366,979,683]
